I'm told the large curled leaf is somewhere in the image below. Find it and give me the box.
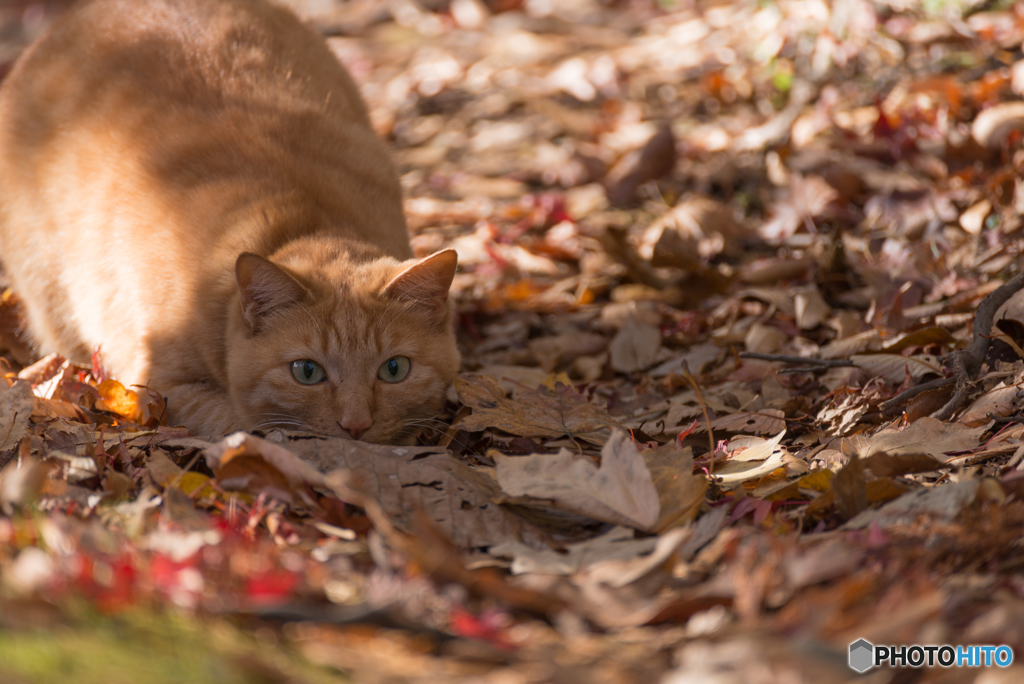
[493,429,660,530]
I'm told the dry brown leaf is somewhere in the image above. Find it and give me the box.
[650,342,723,378]
[31,397,86,422]
[455,373,617,445]
[491,526,658,575]
[528,332,607,372]
[202,432,325,504]
[715,430,788,484]
[832,453,866,520]
[693,409,787,436]
[476,364,552,397]
[284,436,545,549]
[603,122,676,206]
[960,382,1024,426]
[0,379,33,452]
[494,430,660,531]
[16,353,66,387]
[759,175,839,244]
[571,526,695,629]
[843,417,987,462]
[609,318,661,373]
[744,322,788,355]
[793,284,830,330]
[959,199,992,235]
[879,327,957,353]
[144,449,185,488]
[972,101,1024,148]
[860,452,946,477]
[850,353,944,383]
[644,443,707,532]
[640,195,747,264]
[844,480,980,530]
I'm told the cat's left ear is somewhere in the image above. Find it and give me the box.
[384,249,458,317]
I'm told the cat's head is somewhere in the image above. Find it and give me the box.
[225,246,460,444]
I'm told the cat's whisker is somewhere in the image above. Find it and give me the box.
[401,417,474,450]
[253,411,301,420]
[251,422,302,431]
[250,416,304,433]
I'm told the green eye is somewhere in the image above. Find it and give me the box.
[377,356,411,383]
[290,359,325,385]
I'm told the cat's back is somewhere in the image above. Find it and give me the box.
[0,0,411,372]
[0,0,409,260]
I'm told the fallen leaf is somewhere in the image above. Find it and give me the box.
[972,101,1024,148]
[793,284,830,330]
[759,175,839,243]
[203,432,325,504]
[843,417,986,462]
[715,431,788,484]
[0,379,33,452]
[960,382,1024,426]
[490,526,658,575]
[832,452,866,520]
[844,480,980,529]
[850,353,944,383]
[860,452,946,477]
[455,374,618,445]
[644,443,708,532]
[960,199,992,235]
[609,318,661,373]
[286,436,547,549]
[604,122,676,206]
[494,429,660,530]
[528,332,607,372]
[640,195,748,264]
[693,409,787,436]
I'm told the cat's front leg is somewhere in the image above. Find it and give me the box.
[161,382,239,436]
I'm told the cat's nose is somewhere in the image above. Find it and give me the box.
[339,418,371,440]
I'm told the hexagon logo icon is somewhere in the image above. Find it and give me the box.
[849,639,874,673]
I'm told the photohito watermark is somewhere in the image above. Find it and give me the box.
[848,639,1014,673]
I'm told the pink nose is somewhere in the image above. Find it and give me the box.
[340,419,371,440]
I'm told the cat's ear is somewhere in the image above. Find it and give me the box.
[384,249,458,317]
[235,253,307,330]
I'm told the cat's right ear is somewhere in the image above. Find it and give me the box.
[235,253,307,330]
[384,249,458,318]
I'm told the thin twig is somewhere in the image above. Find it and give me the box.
[877,268,1024,420]
[932,269,1024,420]
[739,352,853,368]
[878,377,955,411]
[681,361,716,473]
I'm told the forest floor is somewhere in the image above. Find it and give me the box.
[4,0,1024,682]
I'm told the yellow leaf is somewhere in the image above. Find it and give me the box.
[177,472,214,498]
[96,379,141,421]
[543,372,573,389]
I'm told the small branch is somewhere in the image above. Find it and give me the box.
[681,361,716,472]
[932,349,973,421]
[878,377,955,411]
[739,352,853,368]
[872,269,1024,419]
[929,270,1024,420]
[960,270,1024,376]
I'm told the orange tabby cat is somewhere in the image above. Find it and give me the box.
[0,0,460,443]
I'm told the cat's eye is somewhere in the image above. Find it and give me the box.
[377,356,411,383]
[290,359,326,385]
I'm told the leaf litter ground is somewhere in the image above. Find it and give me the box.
[5,0,1024,681]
